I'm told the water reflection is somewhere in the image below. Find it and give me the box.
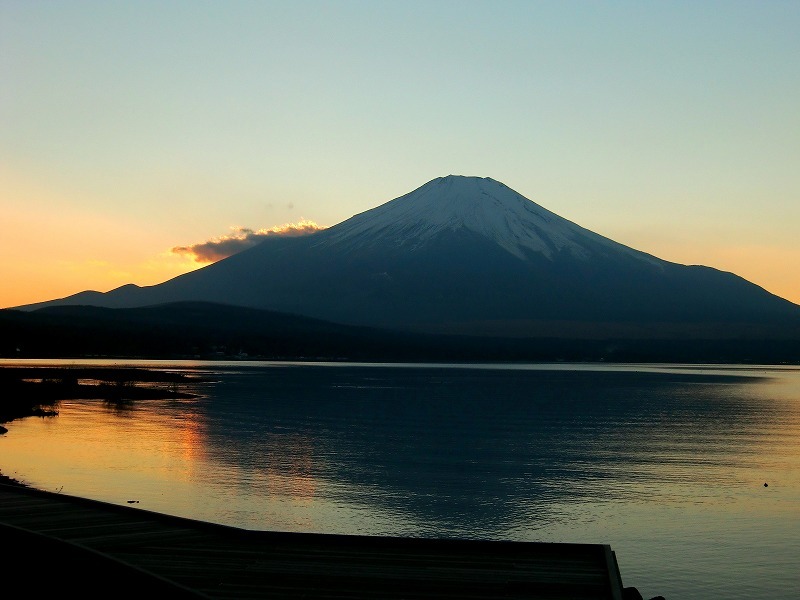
[189,366,789,538]
[3,362,799,600]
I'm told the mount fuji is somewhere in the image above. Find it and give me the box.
[16,175,800,341]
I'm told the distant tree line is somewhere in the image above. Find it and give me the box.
[1,303,799,364]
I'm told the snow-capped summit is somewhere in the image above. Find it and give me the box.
[320,175,656,264]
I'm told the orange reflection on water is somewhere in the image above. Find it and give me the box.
[172,404,209,468]
[9,396,213,491]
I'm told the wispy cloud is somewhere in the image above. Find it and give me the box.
[171,220,325,263]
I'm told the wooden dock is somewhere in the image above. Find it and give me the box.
[0,483,629,599]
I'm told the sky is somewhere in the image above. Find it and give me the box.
[2,0,799,309]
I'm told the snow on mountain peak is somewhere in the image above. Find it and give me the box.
[321,175,642,262]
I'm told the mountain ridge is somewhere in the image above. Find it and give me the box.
[13,176,800,340]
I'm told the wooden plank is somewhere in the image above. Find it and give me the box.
[1,521,210,598]
[0,483,628,599]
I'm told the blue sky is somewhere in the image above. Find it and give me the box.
[2,0,799,307]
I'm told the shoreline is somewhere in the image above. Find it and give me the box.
[0,364,204,422]
[0,472,25,487]
[1,364,206,489]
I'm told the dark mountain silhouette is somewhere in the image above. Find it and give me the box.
[3,301,800,363]
[12,176,800,353]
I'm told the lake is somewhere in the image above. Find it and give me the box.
[1,359,799,599]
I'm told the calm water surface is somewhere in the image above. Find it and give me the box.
[2,360,799,599]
